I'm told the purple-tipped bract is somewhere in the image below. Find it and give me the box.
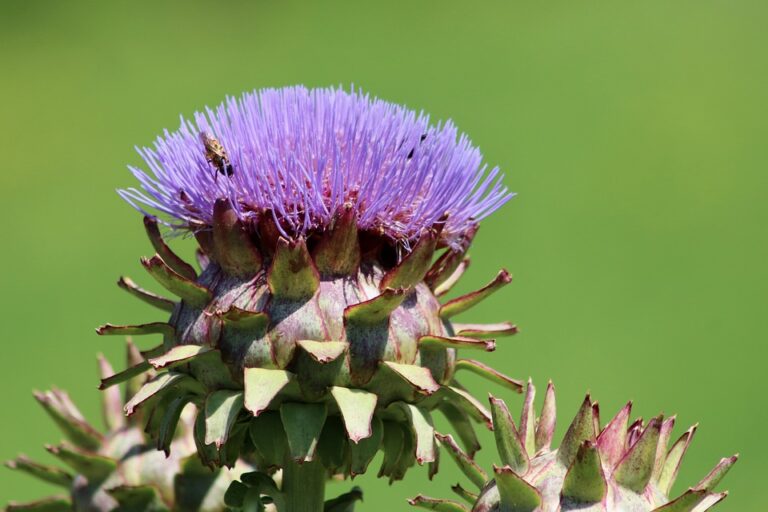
[120,86,512,250]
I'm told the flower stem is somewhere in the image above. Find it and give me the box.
[282,458,326,512]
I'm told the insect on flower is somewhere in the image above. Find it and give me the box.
[199,131,234,178]
[406,133,428,159]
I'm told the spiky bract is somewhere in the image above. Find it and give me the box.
[414,381,736,512]
[5,344,249,512]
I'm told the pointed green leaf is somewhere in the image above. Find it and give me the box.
[615,416,663,492]
[222,423,248,470]
[596,401,631,470]
[443,386,492,427]
[426,224,476,293]
[389,403,436,464]
[454,360,524,393]
[108,485,167,512]
[561,441,607,504]
[378,420,405,479]
[238,471,283,512]
[141,255,211,306]
[436,433,488,489]
[318,416,350,474]
[390,422,416,482]
[149,345,212,369]
[125,340,149,403]
[212,198,263,277]
[381,230,437,290]
[312,204,361,276]
[240,470,282,495]
[249,411,289,469]
[204,390,244,448]
[519,380,536,456]
[592,402,601,437]
[331,386,378,443]
[344,288,406,324]
[425,234,472,292]
[280,402,327,462]
[298,340,348,364]
[658,425,697,495]
[452,322,518,339]
[157,394,191,455]
[218,307,270,331]
[408,496,467,512]
[125,372,199,415]
[193,412,219,469]
[33,389,102,452]
[535,380,556,452]
[143,216,198,281]
[144,391,174,441]
[439,270,511,319]
[117,276,176,312]
[433,257,471,297]
[652,416,676,482]
[493,466,542,512]
[489,395,529,474]
[419,335,495,352]
[438,402,481,458]
[6,496,72,512]
[244,368,295,416]
[224,481,248,509]
[5,457,72,487]
[268,238,319,300]
[652,489,728,511]
[694,455,738,491]
[428,434,440,480]
[96,322,174,337]
[97,355,125,431]
[324,487,363,512]
[382,362,440,395]
[350,416,384,476]
[558,395,596,467]
[46,443,116,480]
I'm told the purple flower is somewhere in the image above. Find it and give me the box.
[119,86,513,250]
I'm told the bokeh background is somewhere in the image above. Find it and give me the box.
[1,1,765,509]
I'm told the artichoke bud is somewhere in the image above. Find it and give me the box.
[107,86,520,481]
[414,380,737,512]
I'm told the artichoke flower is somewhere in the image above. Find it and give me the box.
[413,381,736,512]
[101,86,521,509]
[5,342,249,512]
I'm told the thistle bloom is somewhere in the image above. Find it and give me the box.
[102,86,520,512]
[119,86,512,251]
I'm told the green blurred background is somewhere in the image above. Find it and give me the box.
[1,0,765,509]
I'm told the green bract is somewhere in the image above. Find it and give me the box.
[413,381,737,512]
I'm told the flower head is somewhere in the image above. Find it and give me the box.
[104,86,522,483]
[120,86,512,251]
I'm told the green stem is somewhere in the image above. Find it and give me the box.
[282,458,326,512]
